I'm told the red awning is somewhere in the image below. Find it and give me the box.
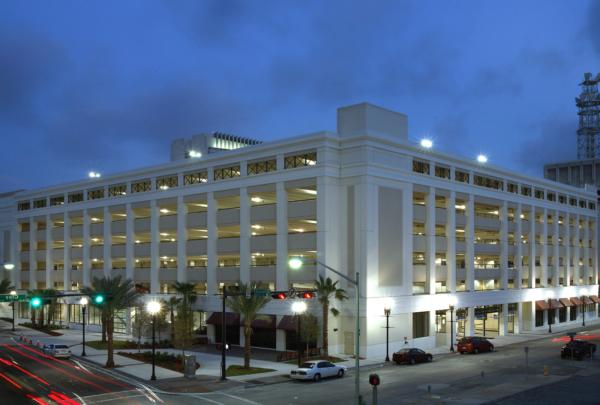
[206,312,240,326]
[583,296,595,305]
[548,299,563,310]
[590,295,600,304]
[535,300,549,311]
[251,315,276,329]
[277,315,297,331]
[570,297,583,306]
[559,298,573,307]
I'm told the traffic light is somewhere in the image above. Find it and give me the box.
[299,291,315,299]
[369,373,380,386]
[92,294,105,304]
[271,292,287,300]
[30,297,42,308]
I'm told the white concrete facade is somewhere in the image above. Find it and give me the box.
[0,102,599,357]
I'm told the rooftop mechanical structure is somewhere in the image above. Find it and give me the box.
[576,72,600,159]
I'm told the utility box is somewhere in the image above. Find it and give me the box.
[184,355,196,379]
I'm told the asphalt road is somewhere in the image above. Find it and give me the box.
[219,327,600,405]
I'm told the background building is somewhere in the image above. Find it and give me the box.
[0,103,598,357]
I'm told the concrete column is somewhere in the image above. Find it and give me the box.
[528,206,536,288]
[29,218,37,289]
[276,182,288,290]
[593,218,599,285]
[499,303,508,336]
[553,210,560,287]
[573,214,580,285]
[515,204,523,289]
[500,201,508,290]
[45,215,53,288]
[239,187,250,285]
[10,224,20,289]
[150,200,159,294]
[466,307,475,336]
[565,213,571,286]
[276,315,286,351]
[63,214,71,292]
[465,194,475,292]
[402,184,414,295]
[125,204,135,280]
[583,217,590,284]
[103,207,112,277]
[446,191,456,293]
[176,196,187,283]
[541,208,548,287]
[82,210,90,287]
[425,188,436,294]
[515,302,523,334]
[207,192,217,295]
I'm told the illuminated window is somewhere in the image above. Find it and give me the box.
[108,184,127,197]
[87,188,104,200]
[131,179,151,193]
[156,175,178,190]
[284,152,317,169]
[474,175,503,190]
[214,165,241,180]
[183,171,208,185]
[248,159,276,175]
[412,160,430,175]
[434,165,450,179]
[455,170,469,183]
[50,195,64,206]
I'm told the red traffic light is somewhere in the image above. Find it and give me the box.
[271,292,287,300]
[300,291,315,299]
[369,373,380,386]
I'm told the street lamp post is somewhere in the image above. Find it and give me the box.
[146,300,162,381]
[289,257,362,405]
[221,288,227,381]
[449,305,455,352]
[548,298,553,334]
[383,306,391,362]
[10,290,17,332]
[581,296,586,327]
[292,301,308,367]
[80,297,88,356]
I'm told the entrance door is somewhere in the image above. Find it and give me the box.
[344,332,354,355]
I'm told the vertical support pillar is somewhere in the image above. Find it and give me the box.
[207,192,217,295]
[10,224,20,289]
[82,210,91,287]
[583,217,590,284]
[528,206,536,288]
[465,194,475,292]
[177,196,187,283]
[592,217,598,285]
[103,207,112,278]
[515,302,523,334]
[239,187,250,285]
[500,201,508,290]
[565,212,571,286]
[276,182,288,290]
[573,214,580,285]
[499,303,508,336]
[402,184,414,295]
[125,204,134,280]
[45,215,53,288]
[541,208,548,287]
[29,218,37,289]
[515,204,523,289]
[553,210,560,287]
[425,188,436,294]
[466,307,475,336]
[63,214,71,291]
[446,191,456,293]
[150,200,159,294]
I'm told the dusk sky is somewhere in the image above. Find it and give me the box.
[1,1,599,192]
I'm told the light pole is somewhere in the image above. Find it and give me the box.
[449,305,455,352]
[146,300,162,381]
[80,297,88,356]
[581,295,586,327]
[383,306,391,362]
[292,301,308,367]
[548,298,553,334]
[289,257,362,405]
[10,290,17,331]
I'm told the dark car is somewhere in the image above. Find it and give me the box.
[392,348,433,365]
[561,340,597,360]
[457,337,494,354]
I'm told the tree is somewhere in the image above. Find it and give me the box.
[225,283,270,369]
[83,276,140,368]
[0,279,13,294]
[165,296,181,344]
[299,313,319,358]
[173,282,197,351]
[314,276,348,358]
[132,304,150,352]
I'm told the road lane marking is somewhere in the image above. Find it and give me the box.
[219,392,263,404]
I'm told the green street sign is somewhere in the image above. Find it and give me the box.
[253,289,270,297]
[0,294,26,302]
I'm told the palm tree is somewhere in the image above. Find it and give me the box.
[225,283,270,369]
[314,276,348,358]
[0,279,13,294]
[83,276,140,368]
[165,296,181,344]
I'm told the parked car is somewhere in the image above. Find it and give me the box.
[290,360,347,382]
[392,348,433,365]
[561,340,597,360]
[457,337,494,354]
[42,344,71,358]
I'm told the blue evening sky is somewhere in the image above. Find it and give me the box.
[1,0,599,191]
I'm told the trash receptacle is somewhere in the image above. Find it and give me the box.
[184,355,196,379]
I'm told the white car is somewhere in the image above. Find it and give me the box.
[42,344,71,358]
[290,360,347,381]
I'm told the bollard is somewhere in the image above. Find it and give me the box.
[543,365,549,376]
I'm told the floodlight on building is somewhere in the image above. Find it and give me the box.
[420,138,433,149]
[476,154,488,163]
[88,171,101,178]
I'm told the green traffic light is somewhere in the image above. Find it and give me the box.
[94,295,104,304]
[30,297,42,308]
